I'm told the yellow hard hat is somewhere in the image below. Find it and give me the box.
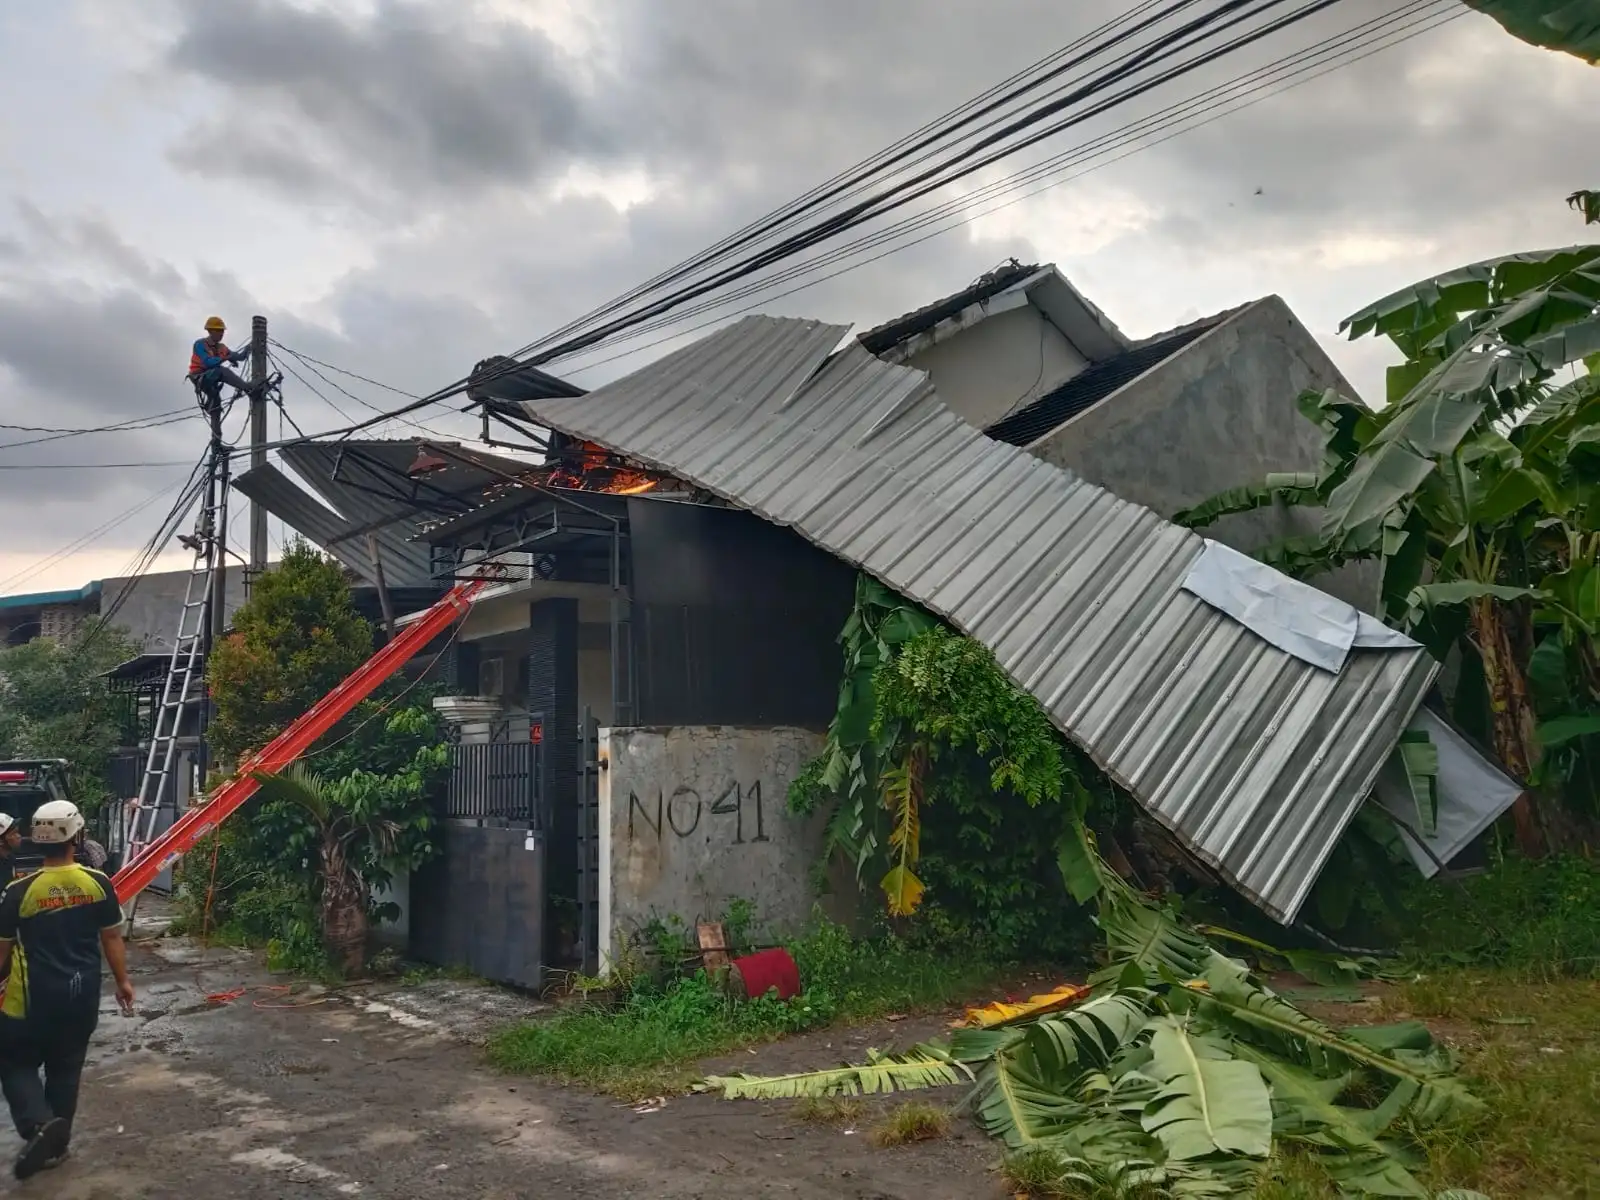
[204,316,226,332]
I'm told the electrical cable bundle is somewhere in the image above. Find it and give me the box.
[238,0,1457,452]
[549,0,1459,377]
[505,0,1442,371]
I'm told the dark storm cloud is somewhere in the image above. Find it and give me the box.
[0,286,185,421]
[166,0,624,195]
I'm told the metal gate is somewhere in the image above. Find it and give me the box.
[410,712,548,988]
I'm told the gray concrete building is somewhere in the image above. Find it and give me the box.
[860,264,1370,609]
[0,566,246,651]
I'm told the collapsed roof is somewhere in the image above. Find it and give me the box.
[233,441,536,589]
[506,313,1475,924]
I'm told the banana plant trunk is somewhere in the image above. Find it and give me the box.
[318,838,369,976]
[1471,597,1547,857]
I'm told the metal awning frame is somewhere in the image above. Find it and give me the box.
[417,442,635,726]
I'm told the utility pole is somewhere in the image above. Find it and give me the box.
[199,388,229,790]
[248,315,269,583]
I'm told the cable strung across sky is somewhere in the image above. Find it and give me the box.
[243,0,1452,453]
[508,0,1352,367]
[549,0,1458,375]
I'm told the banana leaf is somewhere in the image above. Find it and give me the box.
[1461,0,1600,62]
[698,1046,969,1099]
[1139,1018,1273,1161]
[1189,963,1481,1126]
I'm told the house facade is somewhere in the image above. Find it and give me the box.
[859,262,1369,608]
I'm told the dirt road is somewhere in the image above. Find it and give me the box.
[27,932,1008,1199]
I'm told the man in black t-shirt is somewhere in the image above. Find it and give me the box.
[0,800,134,1180]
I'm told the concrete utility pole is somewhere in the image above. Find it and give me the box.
[248,314,269,579]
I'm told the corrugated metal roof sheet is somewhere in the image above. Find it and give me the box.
[236,441,536,587]
[516,315,1438,923]
[231,463,377,580]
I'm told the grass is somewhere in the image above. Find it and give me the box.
[870,1101,951,1148]
[1398,854,1600,981]
[1395,969,1599,1199]
[1003,970,1598,1198]
[790,1095,864,1126]
[485,918,1022,1098]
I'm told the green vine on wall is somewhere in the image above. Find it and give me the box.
[791,574,1098,924]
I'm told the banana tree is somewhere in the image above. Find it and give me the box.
[1178,211,1600,853]
[251,764,405,974]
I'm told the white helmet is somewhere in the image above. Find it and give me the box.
[0,813,12,837]
[30,799,84,845]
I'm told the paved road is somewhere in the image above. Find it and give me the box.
[20,934,1005,1199]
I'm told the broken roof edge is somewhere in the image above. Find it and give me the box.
[862,262,1129,366]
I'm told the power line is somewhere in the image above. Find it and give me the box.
[0,474,196,595]
[225,0,1447,452]
[0,460,197,470]
[267,349,357,425]
[0,408,192,434]
[220,1,1316,448]
[554,0,1454,373]
[0,408,196,451]
[509,0,1344,366]
[270,342,450,439]
[266,342,421,401]
[522,0,1195,355]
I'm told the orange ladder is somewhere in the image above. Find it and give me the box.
[112,578,487,905]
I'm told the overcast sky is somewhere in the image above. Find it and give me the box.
[1,0,1595,593]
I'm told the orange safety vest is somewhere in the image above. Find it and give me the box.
[189,339,231,376]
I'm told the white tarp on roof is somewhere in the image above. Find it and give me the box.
[1181,539,1420,674]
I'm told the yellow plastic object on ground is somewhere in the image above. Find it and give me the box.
[956,983,1088,1029]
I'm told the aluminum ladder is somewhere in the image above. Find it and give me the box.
[123,472,226,872]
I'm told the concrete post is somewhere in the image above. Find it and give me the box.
[248,315,269,580]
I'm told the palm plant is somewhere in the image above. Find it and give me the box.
[250,764,402,974]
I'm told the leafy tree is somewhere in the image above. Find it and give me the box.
[0,626,139,812]
[205,540,371,768]
[250,759,441,975]
[792,575,1121,951]
[192,540,447,973]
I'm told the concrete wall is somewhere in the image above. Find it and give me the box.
[598,725,829,964]
[1026,296,1376,611]
[101,566,247,651]
[905,305,1088,431]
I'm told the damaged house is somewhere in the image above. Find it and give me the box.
[242,267,1520,989]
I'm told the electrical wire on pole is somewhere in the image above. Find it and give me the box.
[249,316,269,579]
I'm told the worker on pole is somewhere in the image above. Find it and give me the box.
[188,317,267,408]
[0,800,135,1180]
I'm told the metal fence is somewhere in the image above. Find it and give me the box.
[443,715,546,826]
